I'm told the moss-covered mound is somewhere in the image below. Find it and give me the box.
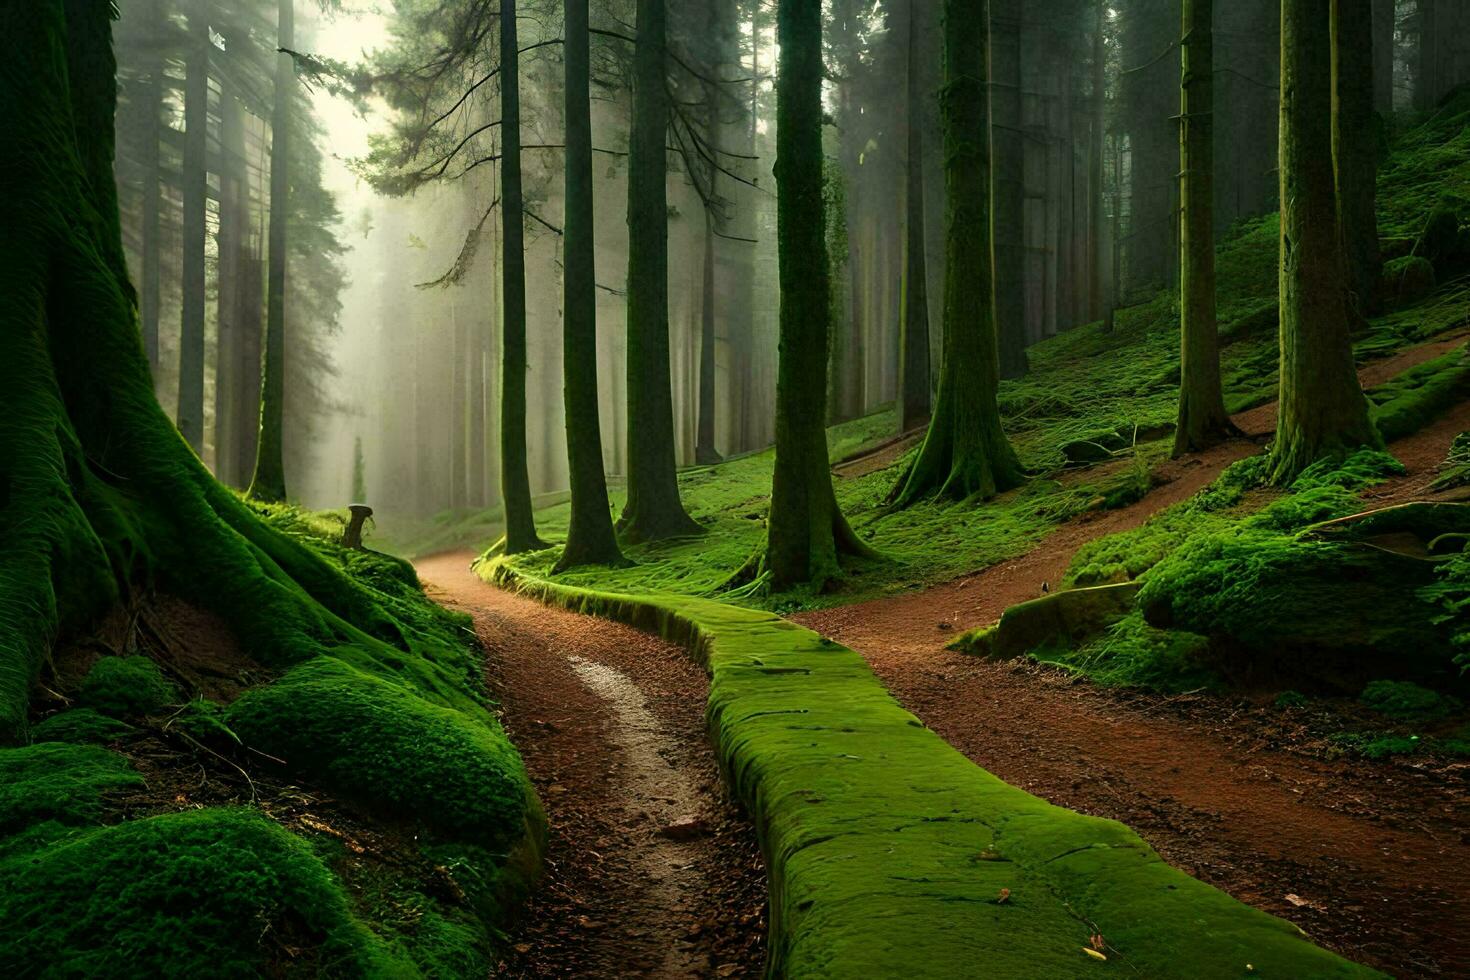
[0,807,407,977]
[483,559,1377,978]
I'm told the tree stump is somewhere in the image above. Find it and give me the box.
[343,504,373,550]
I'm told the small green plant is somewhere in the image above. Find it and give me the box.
[1274,690,1308,709]
[1359,680,1463,722]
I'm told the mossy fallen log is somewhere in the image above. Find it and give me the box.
[949,582,1140,659]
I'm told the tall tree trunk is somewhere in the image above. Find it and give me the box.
[140,0,164,374]
[899,0,933,431]
[1333,0,1382,318]
[695,212,721,464]
[1120,0,1179,295]
[498,0,545,552]
[248,0,293,502]
[990,0,1029,378]
[766,0,871,591]
[895,0,1024,506]
[1174,0,1233,455]
[176,2,209,452]
[468,297,488,508]
[1415,0,1437,109]
[556,0,624,570]
[620,0,702,542]
[215,89,247,486]
[1090,0,1107,323]
[1372,0,1396,113]
[450,303,468,511]
[1272,0,1379,484]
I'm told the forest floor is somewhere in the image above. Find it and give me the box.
[792,364,1470,977]
[415,554,767,979]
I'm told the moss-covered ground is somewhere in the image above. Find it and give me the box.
[4,505,542,977]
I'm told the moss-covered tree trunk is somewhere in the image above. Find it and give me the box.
[898,0,932,433]
[1173,0,1233,455]
[0,0,462,743]
[893,0,1024,506]
[1332,0,1382,319]
[1272,0,1380,484]
[766,0,872,591]
[990,0,1029,380]
[140,0,164,373]
[248,0,293,502]
[620,0,702,543]
[176,2,210,452]
[556,0,624,571]
[497,0,546,554]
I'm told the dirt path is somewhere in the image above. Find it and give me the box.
[417,554,765,978]
[794,354,1470,976]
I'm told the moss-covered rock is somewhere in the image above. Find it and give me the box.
[1367,345,1470,441]
[28,708,135,745]
[77,656,178,718]
[228,655,535,851]
[951,582,1139,659]
[0,742,141,844]
[1378,254,1436,306]
[1415,204,1462,274]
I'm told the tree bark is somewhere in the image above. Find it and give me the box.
[140,0,164,374]
[1090,0,1107,323]
[695,214,722,464]
[1272,0,1380,483]
[248,0,293,502]
[176,2,210,452]
[1372,0,1395,113]
[498,0,545,552]
[894,0,1024,505]
[766,0,872,591]
[899,0,933,431]
[1174,0,1233,455]
[990,0,1028,379]
[1333,0,1382,319]
[556,0,624,570]
[215,88,248,486]
[450,303,468,511]
[620,0,702,542]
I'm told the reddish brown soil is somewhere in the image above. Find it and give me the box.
[794,348,1470,976]
[417,554,766,979]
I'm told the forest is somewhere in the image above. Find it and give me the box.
[1,0,1468,976]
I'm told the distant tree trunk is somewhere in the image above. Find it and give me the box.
[1372,0,1395,113]
[215,89,247,486]
[766,0,872,590]
[899,0,933,432]
[248,0,293,502]
[1272,0,1379,484]
[1090,0,1107,323]
[621,0,702,543]
[895,0,1023,505]
[498,0,545,552]
[556,0,624,570]
[1333,0,1382,319]
[468,303,488,508]
[176,2,209,452]
[1174,0,1232,455]
[140,0,164,373]
[450,304,468,511]
[1414,0,1437,109]
[695,213,722,464]
[1120,0,1179,295]
[990,0,1029,379]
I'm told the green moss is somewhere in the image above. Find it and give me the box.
[1328,731,1470,760]
[77,656,179,717]
[1367,345,1470,441]
[29,707,135,745]
[1274,690,1309,708]
[1359,680,1462,721]
[1032,612,1219,693]
[166,698,241,746]
[482,560,1376,978]
[228,655,534,851]
[0,742,141,842]
[0,807,409,977]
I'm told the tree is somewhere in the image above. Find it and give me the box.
[0,0,420,743]
[555,0,624,571]
[1173,0,1233,454]
[176,1,210,452]
[498,0,547,553]
[990,0,1029,379]
[892,0,1024,506]
[898,0,933,432]
[248,0,295,502]
[1332,0,1382,319]
[1272,0,1379,484]
[765,0,872,590]
[620,0,704,543]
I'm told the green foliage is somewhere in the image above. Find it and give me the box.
[78,656,178,717]
[1328,731,1470,760]
[1033,612,1218,693]
[1431,431,1470,490]
[29,708,135,745]
[1274,690,1308,708]
[166,698,241,746]
[228,655,530,850]
[1359,680,1462,721]
[0,807,407,977]
[1422,549,1470,671]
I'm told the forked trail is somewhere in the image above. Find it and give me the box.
[794,342,1470,977]
[417,555,765,979]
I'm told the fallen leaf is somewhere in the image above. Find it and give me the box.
[1082,947,1108,962]
[995,887,1011,904]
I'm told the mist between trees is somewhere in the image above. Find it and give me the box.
[111,0,1468,520]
